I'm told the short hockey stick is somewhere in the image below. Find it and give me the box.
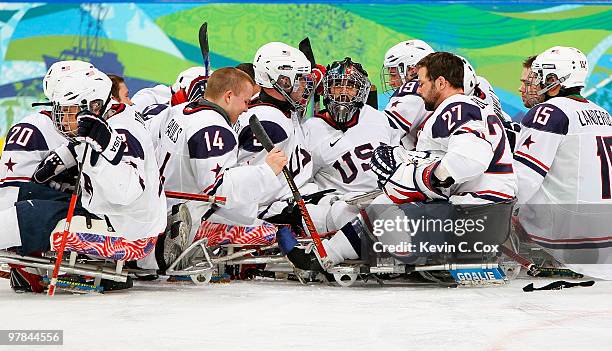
[48,145,89,296]
[165,191,226,205]
[248,114,332,268]
[501,245,583,278]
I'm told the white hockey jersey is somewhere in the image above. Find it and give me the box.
[514,96,612,271]
[303,105,402,194]
[0,111,68,208]
[75,103,167,240]
[416,94,517,204]
[236,101,313,207]
[156,100,281,227]
[131,84,171,114]
[141,103,171,151]
[384,80,430,150]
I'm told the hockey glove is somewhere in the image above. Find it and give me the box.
[379,151,450,204]
[77,111,125,164]
[370,145,400,182]
[370,145,417,185]
[32,143,77,185]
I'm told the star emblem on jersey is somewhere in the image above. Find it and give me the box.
[211,163,222,177]
[4,158,16,172]
[522,135,535,150]
[391,100,402,108]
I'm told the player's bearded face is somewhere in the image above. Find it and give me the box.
[522,70,545,107]
[276,74,315,110]
[416,67,439,111]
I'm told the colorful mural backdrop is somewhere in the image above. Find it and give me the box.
[1,2,611,149]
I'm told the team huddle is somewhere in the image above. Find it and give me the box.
[0,38,610,292]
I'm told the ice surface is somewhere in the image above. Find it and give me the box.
[1,277,611,351]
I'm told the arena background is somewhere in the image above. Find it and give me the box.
[0,1,610,150]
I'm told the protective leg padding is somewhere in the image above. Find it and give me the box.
[194,220,277,247]
[51,217,157,261]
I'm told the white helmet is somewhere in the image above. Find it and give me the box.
[43,60,95,100]
[474,76,507,120]
[531,46,588,95]
[51,68,112,139]
[253,42,314,111]
[171,66,210,106]
[457,55,477,96]
[381,39,434,94]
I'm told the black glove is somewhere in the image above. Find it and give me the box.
[76,110,125,164]
[266,203,304,236]
[48,167,79,193]
[32,144,77,185]
[370,145,399,184]
[77,111,111,152]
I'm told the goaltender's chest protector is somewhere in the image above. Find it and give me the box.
[306,105,402,193]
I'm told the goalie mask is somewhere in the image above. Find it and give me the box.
[381,40,434,95]
[526,46,588,105]
[253,42,315,113]
[323,57,371,126]
[50,68,112,141]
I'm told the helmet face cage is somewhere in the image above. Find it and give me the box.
[52,98,105,141]
[271,72,315,113]
[381,64,411,96]
[323,59,371,124]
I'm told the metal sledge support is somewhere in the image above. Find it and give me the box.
[0,250,128,283]
[165,238,214,277]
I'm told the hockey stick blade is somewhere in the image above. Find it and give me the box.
[199,22,210,75]
[298,37,315,67]
[248,115,331,265]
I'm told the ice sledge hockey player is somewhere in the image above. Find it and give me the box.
[0,60,94,210]
[0,68,171,292]
[302,57,402,232]
[279,52,517,272]
[141,66,209,150]
[155,67,287,247]
[381,39,435,150]
[513,46,612,279]
[235,42,317,227]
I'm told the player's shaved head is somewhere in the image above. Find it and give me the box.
[416,52,464,90]
[205,67,254,101]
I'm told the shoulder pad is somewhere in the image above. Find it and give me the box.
[188,126,237,159]
[115,129,145,160]
[3,123,49,152]
[431,101,483,138]
[142,103,169,120]
[521,103,569,135]
[238,120,289,152]
[392,81,420,98]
